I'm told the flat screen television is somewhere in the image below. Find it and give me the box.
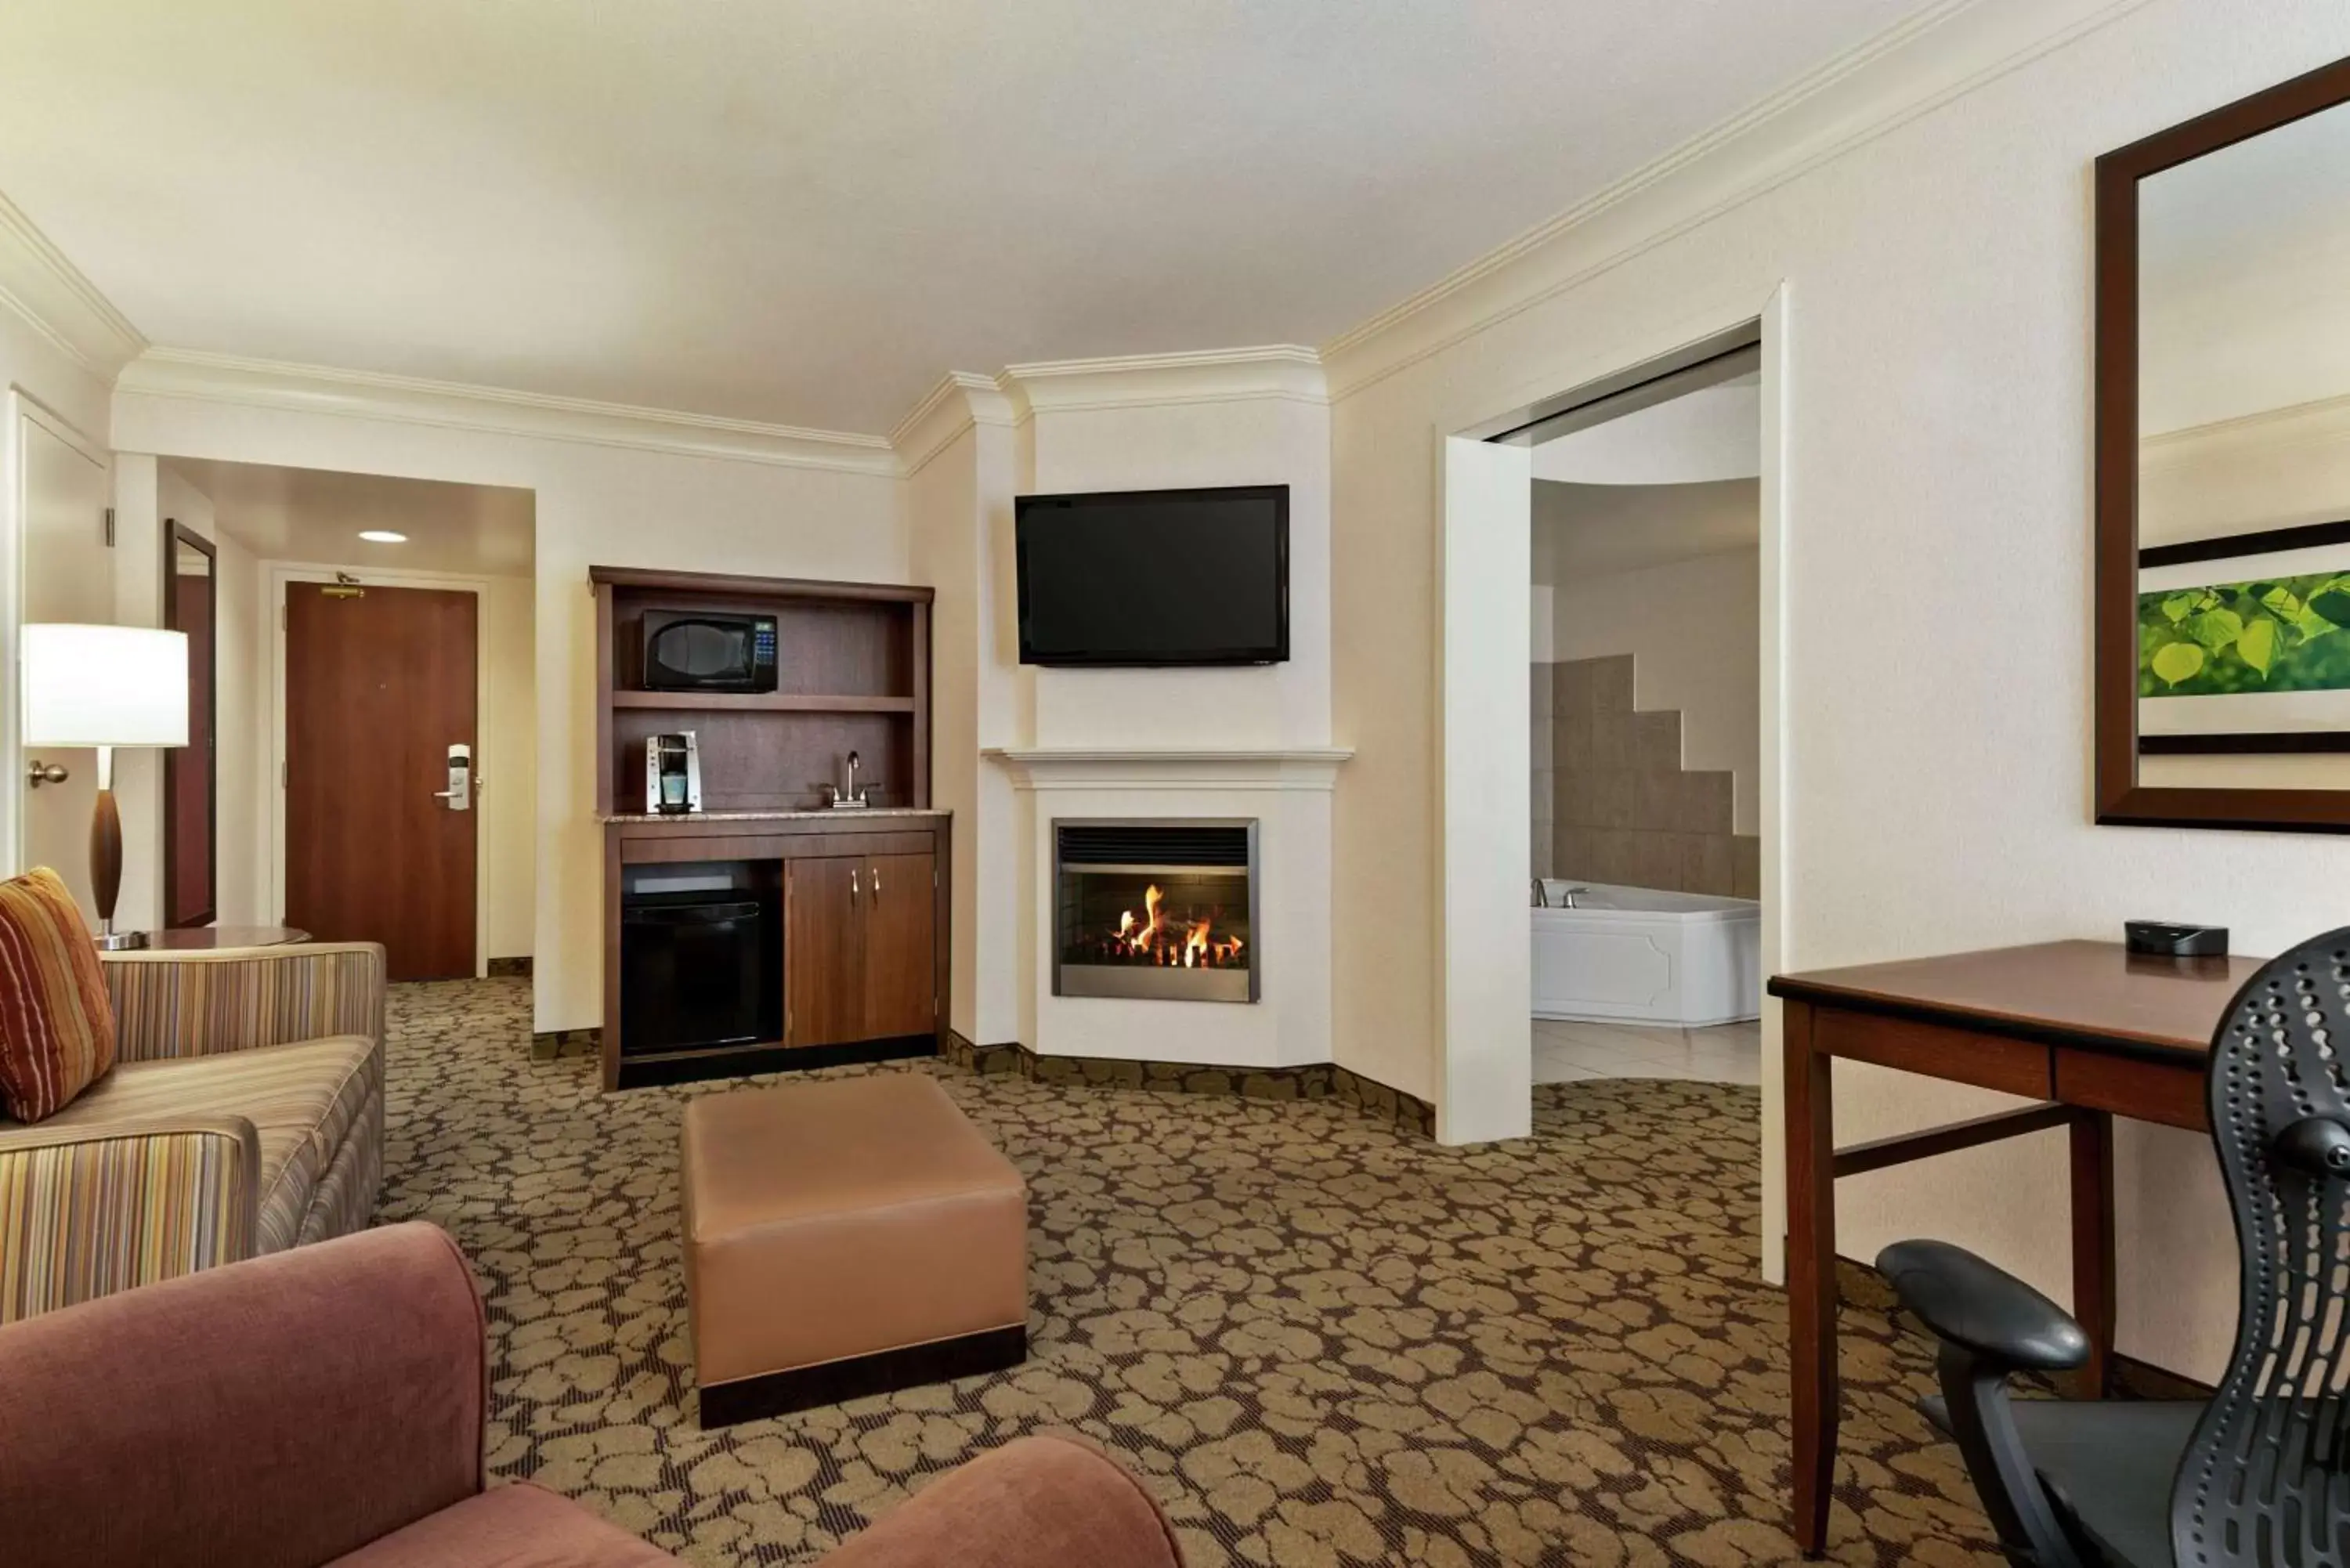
[1016,485,1289,667]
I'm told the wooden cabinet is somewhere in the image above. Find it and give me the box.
[861,852,938,1039]
[783,849,938,1050]
[784,855,865,1049]
[602,810,951,1092]
[592,565,947,1093]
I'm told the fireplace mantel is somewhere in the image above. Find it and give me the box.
[985,745,1347,1070]
[983,746,1352,788]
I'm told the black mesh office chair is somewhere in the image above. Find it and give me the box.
[1878,930,2350,1568]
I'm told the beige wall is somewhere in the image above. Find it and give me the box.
[1544,546,1761,836]
[1329,0,2350,1379]
[0,304,116,903]
[905,414,1022,1044]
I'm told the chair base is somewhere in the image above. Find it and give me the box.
[1924,1394,2200,1568]
[697,1325,1027,1429]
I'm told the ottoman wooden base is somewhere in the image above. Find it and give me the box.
[681,1074,1030,1429]
[700,1324,1029,1428]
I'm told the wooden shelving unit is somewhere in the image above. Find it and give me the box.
[591,566,933,815]
[591,566,947,1092]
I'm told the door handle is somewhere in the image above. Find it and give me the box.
[436,742,472,811]
[851,868,860,902]
[872,864,881,899]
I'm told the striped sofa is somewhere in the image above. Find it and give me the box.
[0,941,385,1323]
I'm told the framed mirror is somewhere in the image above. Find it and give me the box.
[2096,56,2350,833]
[162,518,216,926]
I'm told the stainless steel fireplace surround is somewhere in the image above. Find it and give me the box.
[1053,819,1259,1003]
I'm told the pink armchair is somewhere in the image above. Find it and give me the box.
[0,1223,1184,1568]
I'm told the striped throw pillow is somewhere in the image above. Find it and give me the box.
[0,868,115,1122]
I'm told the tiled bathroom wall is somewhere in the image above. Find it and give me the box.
[1531,653,1759,898]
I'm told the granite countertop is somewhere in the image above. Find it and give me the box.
[600,807,950,824]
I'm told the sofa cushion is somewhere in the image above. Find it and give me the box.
[0,868,115,1123]
[14,1035,378,1252]
[327,1483,682,1568]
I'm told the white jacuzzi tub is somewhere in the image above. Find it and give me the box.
[1532,880,1761,1026]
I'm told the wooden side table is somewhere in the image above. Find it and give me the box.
[125,926,312,950]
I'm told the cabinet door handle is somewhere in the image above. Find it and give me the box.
[872,864,882,899]
[851,868,860,902]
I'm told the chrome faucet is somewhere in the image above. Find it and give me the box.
[1532,878,1549,909]
[821,750,872,809]
[1556,883,1589,909]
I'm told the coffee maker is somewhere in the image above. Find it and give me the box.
[645,732,702,814]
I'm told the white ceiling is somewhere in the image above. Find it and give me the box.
[1535,479,1759,580]
[164,458,535,576]
[0,1,1925,434]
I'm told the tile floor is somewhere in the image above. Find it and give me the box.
[1531,1015,1762,1086]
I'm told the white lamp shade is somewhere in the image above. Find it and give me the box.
[21,623,188,748]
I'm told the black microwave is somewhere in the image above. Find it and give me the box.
[642,610,779,692]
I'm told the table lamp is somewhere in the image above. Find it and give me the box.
[22,623,188,950]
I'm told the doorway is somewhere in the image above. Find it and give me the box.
[1436,296,1788,1275]
[163,522,218,928]
[284,579,479,981]
[141,457,536,985]
[1521,345,1763,1089]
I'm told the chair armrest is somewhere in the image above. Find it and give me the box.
[0,1116,262,1322]
[819,1434,1184,1568]
[0,1223,486,1568]
[103,941,385,1062]
[1877,1238,2088,1373]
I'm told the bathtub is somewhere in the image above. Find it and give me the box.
[1532,880,1761,1027]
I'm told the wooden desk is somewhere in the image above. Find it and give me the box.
[1766,940,2258,1555]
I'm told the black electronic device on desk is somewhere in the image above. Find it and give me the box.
[2124,920,2229,958]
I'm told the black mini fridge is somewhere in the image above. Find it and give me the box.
[619,862,781,1056]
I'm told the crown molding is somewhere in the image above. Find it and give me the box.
[114,348,900,475]
[2141,392,2350,471]
[1319,0,2156,401]
[890,370,1020,477]
[0,190,148,379]
[1000,345,1328,419]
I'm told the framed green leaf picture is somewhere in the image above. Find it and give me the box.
[2138,522,2350,753]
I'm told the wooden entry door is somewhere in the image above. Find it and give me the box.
[285,583,477,981]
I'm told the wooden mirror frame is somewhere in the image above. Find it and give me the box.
[2095,54,2350,834]
[161,518,217,926]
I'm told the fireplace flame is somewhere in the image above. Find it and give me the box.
[1085,883,1245,971]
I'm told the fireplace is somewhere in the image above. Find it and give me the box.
[1054,820,1258,1003]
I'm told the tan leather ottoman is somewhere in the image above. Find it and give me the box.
[680,1073,1029,1426]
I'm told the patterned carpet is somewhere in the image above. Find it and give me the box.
[377,978,2001,1567]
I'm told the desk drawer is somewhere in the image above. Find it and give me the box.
[1814,1010,2052,1097]
[2054,1049,2207,1131]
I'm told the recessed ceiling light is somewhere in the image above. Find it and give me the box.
[357,529,407,544]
